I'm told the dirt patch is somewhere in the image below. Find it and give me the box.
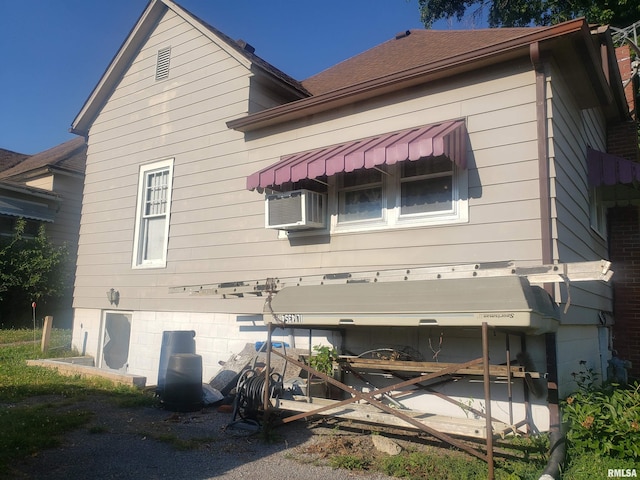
[6,394,400,480]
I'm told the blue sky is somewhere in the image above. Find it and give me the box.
[0,0,482,155]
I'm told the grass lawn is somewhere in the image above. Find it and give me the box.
[0,328,157,476]
[0,328,636,479]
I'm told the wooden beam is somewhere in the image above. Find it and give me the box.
[339,358,543,379]
[276,398,511,440]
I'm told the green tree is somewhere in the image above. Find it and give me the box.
[0,218,69,327]
[418,0,640,28]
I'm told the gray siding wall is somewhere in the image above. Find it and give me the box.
[75,15,613,331]
[75,9,255,312]
[547,62,612,324]
[217,60,544,281]
[76,52,549,315]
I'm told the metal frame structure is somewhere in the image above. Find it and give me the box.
[262,321,543,480]
[170,260,613,480]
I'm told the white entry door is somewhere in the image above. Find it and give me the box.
[100,312,132,372]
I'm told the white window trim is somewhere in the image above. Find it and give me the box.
[132,158,174,269]
[330,163,468,234]
[280,161,468,239]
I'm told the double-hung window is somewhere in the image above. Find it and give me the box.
[338,169,384,224]
[399,156,453,216]
[132,159,174,268]
[332,155,466,232]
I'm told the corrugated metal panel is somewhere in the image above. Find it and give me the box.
[265,276,559,334]
[0,196,54,222]
[247,119,467,190]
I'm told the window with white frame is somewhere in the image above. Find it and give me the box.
[331,156,467,232]
[132,159,174,268]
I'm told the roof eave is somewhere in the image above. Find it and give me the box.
[594,25,632,121]
[9,165,84,181]
[71,0,310,137]
[0,181,61,201]
[71,0,166,137]
[227,18,608,133]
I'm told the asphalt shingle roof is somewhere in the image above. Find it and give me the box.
[302,27,547,95]
[0,137,86,180]
[0,149,28,173]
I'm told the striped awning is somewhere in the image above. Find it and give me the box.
[588,147,640,187]
[247,119,467,191]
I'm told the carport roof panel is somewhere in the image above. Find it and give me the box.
[265,276,560,331]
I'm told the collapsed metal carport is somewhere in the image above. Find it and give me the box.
[172,260,613,479]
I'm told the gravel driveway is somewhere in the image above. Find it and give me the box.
[8,395,396,480]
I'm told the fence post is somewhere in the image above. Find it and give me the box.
[41,316,53,352]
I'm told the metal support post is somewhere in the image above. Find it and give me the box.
[482,322,495,480]
[263,322,273,413]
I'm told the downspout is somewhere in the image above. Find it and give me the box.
[530,41,566,480]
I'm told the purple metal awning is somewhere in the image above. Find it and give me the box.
[588,147,640,187]
[247,119,467,190]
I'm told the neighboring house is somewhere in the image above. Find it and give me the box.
[0,148,28,172]
[0,138,87,327]
[69,0,638,435]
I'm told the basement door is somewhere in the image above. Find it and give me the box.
[99,312,132,372]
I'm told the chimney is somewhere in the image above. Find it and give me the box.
[616,45,637,119]
[395,30,411,40]
[236,39,256,54]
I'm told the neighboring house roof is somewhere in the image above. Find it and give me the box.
[228,19,626,132]
[0,137,86,181]
[71,0,309,136]
[0,149,28,173]
[0,138,84,222]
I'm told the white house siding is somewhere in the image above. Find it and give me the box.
[545,62,613,394]
[71,307,336,388]
[555,324,604,396]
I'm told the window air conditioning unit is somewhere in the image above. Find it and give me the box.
[265,189,326,230]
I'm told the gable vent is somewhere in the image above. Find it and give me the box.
[155,46,171,81]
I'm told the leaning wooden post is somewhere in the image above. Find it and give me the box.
[482,322,495,480]
[41,316,53,352]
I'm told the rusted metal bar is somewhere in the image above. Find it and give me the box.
[271,349,488,461]
[521,333,533,434]
[506,333,514,425]
[263,322,273,412]
[483,322,495,480]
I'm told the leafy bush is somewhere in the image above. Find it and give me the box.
[562,454,639,480]
[309,345,338,376]
[562,364,640,459]
[0,219,69,327]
